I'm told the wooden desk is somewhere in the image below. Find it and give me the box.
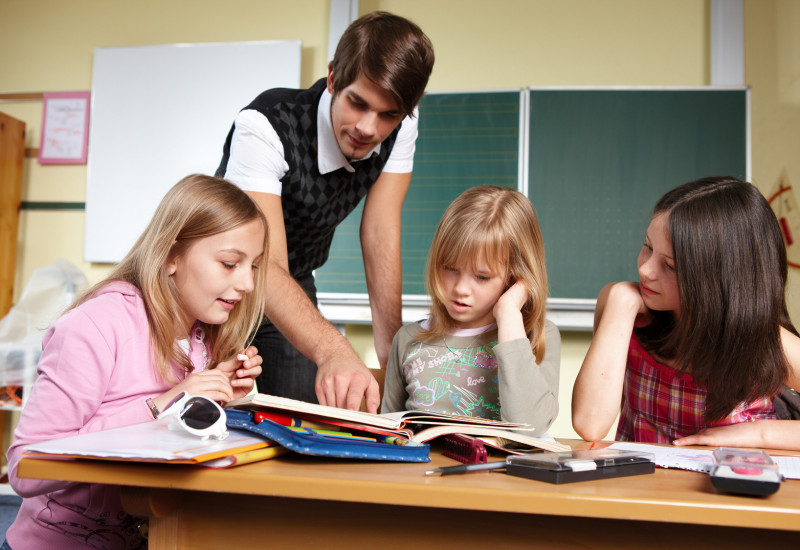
[18,443,800,549]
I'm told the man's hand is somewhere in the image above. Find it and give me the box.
[315,345,380,412]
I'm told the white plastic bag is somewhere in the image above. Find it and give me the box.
[0,259,89,388]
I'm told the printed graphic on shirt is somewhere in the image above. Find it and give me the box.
[39,504,146,549]
[401,340,501,419]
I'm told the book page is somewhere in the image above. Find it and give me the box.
[382,410,532,429]
[411,425,569,452]
[225,393,402,429]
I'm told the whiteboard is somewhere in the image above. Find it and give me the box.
[85,40,301,262]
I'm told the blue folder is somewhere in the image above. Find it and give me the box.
[225,409,430,463]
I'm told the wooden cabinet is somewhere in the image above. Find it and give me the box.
[0,112,25,489]
[0,112,25,318]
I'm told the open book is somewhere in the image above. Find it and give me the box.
[226,393,404,429]
[225,393,568,453]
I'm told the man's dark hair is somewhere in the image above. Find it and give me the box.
[330,11,435,118]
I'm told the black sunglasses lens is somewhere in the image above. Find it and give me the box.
[180,398,221,429]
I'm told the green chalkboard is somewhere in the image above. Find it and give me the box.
[529,89,747,299]
[315,91,522,296]
[315,88,748,302]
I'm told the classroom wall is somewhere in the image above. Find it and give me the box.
[1,0,799,441]
[746,1,800,314]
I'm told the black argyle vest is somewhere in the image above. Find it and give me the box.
[216,78,400,278]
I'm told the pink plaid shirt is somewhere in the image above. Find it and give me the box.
[616,335,775,443]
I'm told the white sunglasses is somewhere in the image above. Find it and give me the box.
[160,392,229,440]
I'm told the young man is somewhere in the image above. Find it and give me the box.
[216,12,435,412]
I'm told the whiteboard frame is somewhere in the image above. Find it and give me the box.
[84,40,301,263]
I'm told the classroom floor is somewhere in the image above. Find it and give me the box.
[0,495,20,540]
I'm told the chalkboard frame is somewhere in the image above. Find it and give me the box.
[315,86,751,330]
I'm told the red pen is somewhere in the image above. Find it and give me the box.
[254,411,296,426]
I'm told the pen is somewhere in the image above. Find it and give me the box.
[425,460,508,476]
[380,435,410,446]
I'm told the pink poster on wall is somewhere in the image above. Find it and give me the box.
[38,91,91,165]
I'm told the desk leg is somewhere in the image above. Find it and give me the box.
[121,487,185,549]
[148,513,181,549]
[0,410,5,483]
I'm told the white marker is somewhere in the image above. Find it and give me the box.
[237,354,248,361]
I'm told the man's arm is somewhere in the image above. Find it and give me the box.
[360,171,410,369]
[249,191,380,412]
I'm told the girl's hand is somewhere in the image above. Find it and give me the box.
[608,281,647,312]
[673,423,765,449]
[493,281,528,318]
[215,346,263,400]
[606,282,651,326]
[152,368,235,413]
[494,281,529,343]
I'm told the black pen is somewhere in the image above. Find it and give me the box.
[425,460,508,476]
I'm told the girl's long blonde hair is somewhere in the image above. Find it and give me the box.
[75,174,269,382]
[422,185,548,362]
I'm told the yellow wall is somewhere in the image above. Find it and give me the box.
[746,1,800,314]
[2,0,799,440]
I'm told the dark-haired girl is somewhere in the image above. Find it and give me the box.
[572,177,800,449]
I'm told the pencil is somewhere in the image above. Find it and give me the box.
[425,460,508,476]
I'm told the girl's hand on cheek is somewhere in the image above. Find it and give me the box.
[606,282,651,326]
[494,281,530,342]
[609,282,648,313]
[494,281,529,318]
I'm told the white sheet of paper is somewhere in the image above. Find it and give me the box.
[608,441,800,480]
[25,419,266,462]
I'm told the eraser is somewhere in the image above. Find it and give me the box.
[442,433,488,464]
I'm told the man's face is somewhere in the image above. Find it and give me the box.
[327,68,405,160]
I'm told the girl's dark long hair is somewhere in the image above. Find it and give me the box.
[635,176,795,421]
